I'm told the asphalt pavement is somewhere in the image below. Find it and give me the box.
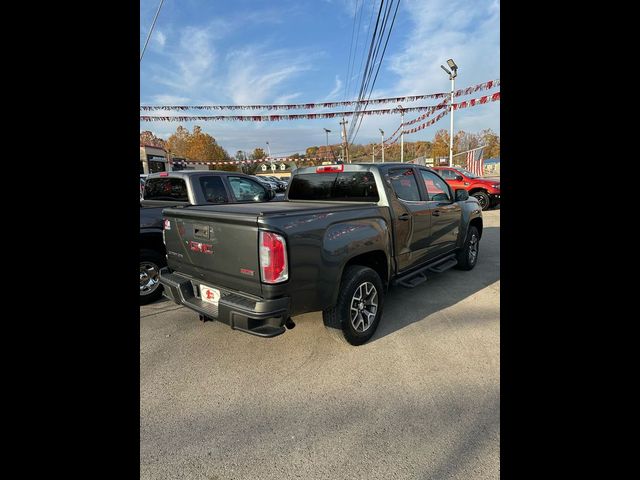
[140,209,500,480]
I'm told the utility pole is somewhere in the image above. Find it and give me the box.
[372,144,375,162]
[379,129,385,163]
[339,119,349,163]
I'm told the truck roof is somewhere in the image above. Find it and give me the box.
[293,162,437,175]
[146,170,253,179]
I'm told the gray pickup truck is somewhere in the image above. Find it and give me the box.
[140,170,277,304]
[159,163,483,345]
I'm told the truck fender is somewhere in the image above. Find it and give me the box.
[318,218,391,309]
[456,206,483,249]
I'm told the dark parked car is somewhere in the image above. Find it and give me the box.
[140,171,276,304]
[159,163,483,345]
[261,175,287,192]
[251,175,279,192]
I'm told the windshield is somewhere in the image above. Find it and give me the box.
[455,168,479,179]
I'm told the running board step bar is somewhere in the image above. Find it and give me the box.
[392,254,458,288]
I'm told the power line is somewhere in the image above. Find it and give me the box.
[349,0,401,144]
[349,0,399,143]
[140,0,165,62]
[347,0,386,143]
[348,0,395,142]
[351,0,380,101]
[343,0,361,102]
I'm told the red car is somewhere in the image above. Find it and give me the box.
[432,166,500,210]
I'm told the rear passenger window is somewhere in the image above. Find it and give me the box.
[199,176,228,204]
[388,168,421,202]
[143,177,188,202]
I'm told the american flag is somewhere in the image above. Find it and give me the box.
[467,147,485,176]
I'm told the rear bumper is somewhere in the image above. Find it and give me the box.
[159,268,290,338]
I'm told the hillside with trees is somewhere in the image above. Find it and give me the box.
[141,126,499,171]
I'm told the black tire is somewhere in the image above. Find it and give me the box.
[140,249,166,305]
[322,266,384,346]
[472,191,491,210]
[455,226,480,271]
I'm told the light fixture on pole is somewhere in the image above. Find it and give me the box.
[398,104,404,162]
[440,58,458,167]
[379,129,385,163]
[265,141,272,164]
[323,128,331,147]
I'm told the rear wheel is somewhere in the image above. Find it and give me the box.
[456,226,480,270]
[322,266,384,346]
[472,191,491,210]
[140,249,166,305]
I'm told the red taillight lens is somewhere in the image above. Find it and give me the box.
[159,172,169,177]
[316,164,344,173]
[163,219,171,230]
[259,231,288,284]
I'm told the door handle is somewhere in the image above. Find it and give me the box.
[432,210,441,216]
[398,213,410,221]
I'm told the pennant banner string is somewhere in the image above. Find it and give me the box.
[140,79,499,112]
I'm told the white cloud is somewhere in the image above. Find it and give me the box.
[274,93,303,104]
[149,22,231,93]
[151,94,190,104]
[325,75,343,100]
[225,46,316,104]
[154,30,166,48]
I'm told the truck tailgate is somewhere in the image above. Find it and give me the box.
[162,208,262,297]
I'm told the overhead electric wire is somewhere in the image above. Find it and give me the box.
[350,0,398,141]
[346,0,368,101]
[348,0,399,144]
[349,0,401,144]
[140,0,165,62]
[352,0,380,102]
[348,0,394,142]
[343,0,361,103]
[347,0,386,142]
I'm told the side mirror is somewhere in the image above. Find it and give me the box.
[266,189,276,201]
[455,189,469,201]
[455,175,463,181]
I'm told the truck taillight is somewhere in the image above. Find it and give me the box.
[316,164,344,173]
[259,231,288,284]
[163,219,171,230]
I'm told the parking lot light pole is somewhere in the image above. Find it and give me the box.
[379,129,385,163]
[441,58,458,167]
[323,128,331,147]
[398,105,404,162]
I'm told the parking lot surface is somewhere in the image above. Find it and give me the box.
[140,209,500,480]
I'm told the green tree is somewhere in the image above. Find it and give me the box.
[250,148,266,160]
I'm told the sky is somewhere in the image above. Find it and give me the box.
[140,0,500,157]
